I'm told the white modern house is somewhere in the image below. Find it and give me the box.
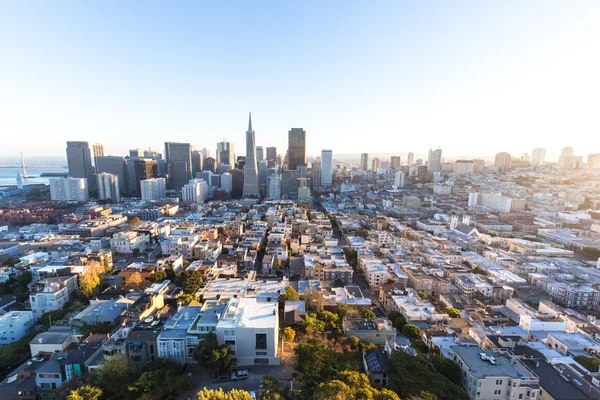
[0,311,34,345]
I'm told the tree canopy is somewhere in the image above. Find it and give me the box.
[280,285,300,302]
[193,331,232,373]
[444,308,460,318]
[402,324,422,341]
[67,385,103,400]
[197,388,254,400]
[574,355,600,372]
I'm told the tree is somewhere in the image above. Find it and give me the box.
[313,371,401,400]
[413,339,429,353]
[87,355,137,398]
[402,324,422,341]
[194,331,219,366]
[583,247,600,259]
[360,308,377,320]
[261,375,279,392]
[431,356,462,385]
[283,327,296,342]
[78,261,105,298]
[444,308,460,318]
[211,344,233,374]
[152,269,168,282]
[182,270,203,295]
[67,385,103,400]
[349,336,361,350]
[280,286,299,302]
[294,339,348,398]
[574,355,600,372]
[472,266,488,276]
[197,388,254,400]
[317,310,339,329]
[387,311,406,331]
[337,304,358,319]
[124,272,144,289]
[127,217,142,229]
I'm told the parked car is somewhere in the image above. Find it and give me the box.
[212,375,230,383]
[231,370,249,381]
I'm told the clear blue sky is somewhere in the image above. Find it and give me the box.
[1,1,598,160]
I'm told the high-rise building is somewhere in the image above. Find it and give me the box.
[360,153,369,171]
[216,140,235,166]
[97,173,120,203]
[202,157,216,172]
[266,147,277,167]
[427,148,442,173]
[258,160,268,197]
[181,179,209,203]
[394,171,406,188]
[231,168,245,198]
[372,158,380,173]
[201,148,210,159]
[220,173,233,194]
[281,169,300,199]
[96,156,126,193]
[287,128,306,170]
[531,148,546,167]
[92,143,104,169]
[130,149,144,158]
[495,152,512,174]
[140,178,166,202]
[50,177,89,202]
[267,167,281,200]
[242,113,260,198]
[164,142,192,190]
[311,161,322,189]
[66,141,94,192]
[191,150,204,176]
[321,150,333,186]
[588,153,600,168]
[559,147,574,169]
[407,152,414,167]
[256,146,264,162]
[128,159,158,196]
[390,156,401,169]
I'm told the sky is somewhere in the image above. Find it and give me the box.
[0,1,599,161]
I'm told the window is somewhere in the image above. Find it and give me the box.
[255,333,267,350]
[225,340,236,345]
[256,351,267,356]
[254,358,269,365]
[224,329,235,336]
[518,394,523,400]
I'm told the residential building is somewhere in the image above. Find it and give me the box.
[531,148,546,167]
[321,149,333,186]
[342,318,396,345]
[49,178,89,202]
[390,156,401,169]
[110,231,148,254]
[427,148,442,173]
[66,141,94,192]
[181,179,209,203]
[96,173,120,203]
[495,152,512,174]
[140,178,167,202]
[30,275,78,320]
[361,153,369,171]
[0,311,34,345]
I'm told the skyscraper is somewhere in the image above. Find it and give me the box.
[372,158,380,173]
[216,140,235,166]
[427,148,442,173]
[141,178,166,202]
[311,161,322,189]
[258,160,268,197]
[242,113,260,198]
[267,167,281,200]
[321,149,333,186]
[92,143,104,169]
[96,173,120,203]
[202,157,216,172]
[288,128,306,170]
[191,150,204,176]
[127,159,158,196]
[256,146,264,162]
[266,147,277,167]
[390,156,401,169]
[360,153,369,171]
[96,156,126,193]
[407,152,414,167]
[531,148,546,167]
[50,177,89,202]
[559,147,574,169]
[66,141,95,192]
[281,169,299,199]
[495,152,512,174]
[164,142,192,190]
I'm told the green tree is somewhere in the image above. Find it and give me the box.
[87,355,137,399]
[402,324,422,341]
[583,247,600,258]
[194,331,219,366]
[337,304,358,319]
[127,217,142,229]
[211,344,233,374]
[317,310,340,329]
[67,385,103,400]
[197,388,254,400]
[280,286,300,302]
[182,270,203,295]
[283,327,296,342]
[431,356,462,385]
[0,331,40,379]
[444,308,460,318]
[313,371,401,400]
[413,339,429,353]
[360,308,377,320]
[574,355,600,372]
[261,375,279,392]
[294,339,350,398]
[152,269,168,282]
[387,311,406,331]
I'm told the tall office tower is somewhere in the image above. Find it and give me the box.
[288,128,306,170]
[96,156,126,193]
[201,147,210,159]
[281,169,300,199]
[311,161,322,189]
[381,160,391,169]
[266,147,277,167]
[258,160,268,197]
[267,167,282,200]
[202,157,216,172]
[407,152,415,167]
[360,153,369,171]
[181,179,209,203]
[216,163,231,175]
[140,178,167,202]
[297,163,308,179]
[494,152,512,174]
[531,148,546,167]
[49,177,89,202]
[231,168,245,198]
[92,143,104,169]
[191,150,204,176]
[242,113,260,198]
[130,149,144,158]
[321,150,333,186]
[559,147,574,169]
[96,173,120,203]
[236,156,246,170]
[394,171,406,188]
[66,141,95,192]
[256,146,264,162]
[220,173,233,194]
[164,142,192,190]
[216,140,235,166]
[588,153,600,168]
[128,159,158,196]
[390,156,401,170]
[372,158,380,172]
[427,148,442,173]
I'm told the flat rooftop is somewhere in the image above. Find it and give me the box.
[451,345,536,380]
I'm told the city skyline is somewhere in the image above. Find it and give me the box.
[1,1,599,157]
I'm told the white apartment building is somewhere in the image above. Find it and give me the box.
[468,192,526,214]
[49,177,89,202]
[96,173,120,203]
[531,148,546,167]
[181,179,209,203]
[141,178,167,202]
[267,168,281,200]
[321,149,333,186]
[0,311,34,345]
[449,346,540,400]
[216,298,280,366]
[30,275,78,320]
[362,260,390,288]
[454,274,493,299]
[157,306,203,365]
[161,233,199,259]
[433,184,452,195]
[453,160,475,174]
[110,231,148,254]
[394,171,405,188]
[220,173,233,193]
